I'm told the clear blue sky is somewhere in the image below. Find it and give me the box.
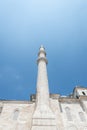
[0,0,87,100]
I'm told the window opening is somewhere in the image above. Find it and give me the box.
[82,91,86,95]
[65,107,72,121]
[13,109,19,120]
[79,112,86,122]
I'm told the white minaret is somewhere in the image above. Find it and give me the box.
[36,45,50,106]
[31,46,57,130]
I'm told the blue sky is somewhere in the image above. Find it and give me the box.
[0,0,87,100]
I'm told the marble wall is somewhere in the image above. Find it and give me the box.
[0,97,87,130]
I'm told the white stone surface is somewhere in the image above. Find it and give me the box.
[36,46,49,106]
[31,46,57,130]
[1,98,87,130]
[0,102,35,130]
[74,87,87,97]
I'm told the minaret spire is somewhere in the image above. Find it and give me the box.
[36,45,49,106]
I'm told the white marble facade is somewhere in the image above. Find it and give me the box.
[0,46,87,130]
[0,96,87,130]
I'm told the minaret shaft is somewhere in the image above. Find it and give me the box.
[36,47,49,106]
[37,61,49,89]
[36,61,49,105]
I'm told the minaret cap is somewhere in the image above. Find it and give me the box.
[37,45,47,64]
[40,45,45,51]
[38,45,46,56]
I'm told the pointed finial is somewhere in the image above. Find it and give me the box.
[40,45,45,50]
[41,45,44,48]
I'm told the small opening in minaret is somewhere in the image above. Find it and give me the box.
[82,91,86,95]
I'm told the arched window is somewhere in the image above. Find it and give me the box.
[65,107,72,121]
[13,109,19,120]
[79,112,86,122]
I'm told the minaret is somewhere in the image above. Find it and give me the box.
[36,45,49,106]
[31,46,57,130]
